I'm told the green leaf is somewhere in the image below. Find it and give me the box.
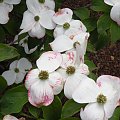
[42,96,62,120]
[0,85,28,115]
[87,42,96,52]
[61,99,84,118]
[97,14,112,33]
[89,72,98,80]
[91,0,111,12]
[110,107,120,120]
[82,18,97,32]
[60,117,80,120]
[74,8,90,20]
[0,76,7,93]
[28,105,41,118]
[110,22,120,42]
[0,43,19,62]
[85,60,96,72]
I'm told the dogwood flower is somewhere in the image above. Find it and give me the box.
[25,51,64,107]
[19,6,56,39]
[53,8,87,38]
[104,0,120,25]
[2,58,32,86]
[26,0,55,11]
[14,35,38,54]
[0,0,21,24]
[50,32,89,53]
[3,115,18,120]
[73,75,120,120]
[57,50,89,99]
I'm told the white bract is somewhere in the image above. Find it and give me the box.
[104,0,120,25]
[73,75,120,120]
[25,51,64,107]
[19,2,56,39]
[3,115,18,120]
[53,8,86,38]
[2,58,32,86]
[57,51,89,99]
[50,32,89,53]
[0,0,21,24]
[26,0,55,11]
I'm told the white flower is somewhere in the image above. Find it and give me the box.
[0,0,21,24]
[14,35,38,54]
[57,50,89,99]
[104,0,120,25]
[2,58,32,86]
[19,6,56,39]
[53,8,87,38]
[50,32,89,53]
[26,0,55,11]
[3,115,18,120]
[73,75,120,120]
[25,51,64,107]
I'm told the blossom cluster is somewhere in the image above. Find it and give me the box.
[104,0,120,25]
[1,0,120,120]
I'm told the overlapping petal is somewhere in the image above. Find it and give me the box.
[3,115,18,120]
[104,0,120,6]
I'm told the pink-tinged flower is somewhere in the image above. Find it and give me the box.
[73,75,120,120]
[50,32,89,53]
[25,51,64,107]
[57,51,89,99]
[26,0,55,11]
[19,3,56,39]
[3,115,18,120]
[0,0,21,24]
[2,58,32,86]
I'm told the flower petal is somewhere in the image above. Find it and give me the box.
[28,22,45,39]
[76,63,89,75]
[36,51,62,73]
[9,60,18,70]
[64,74,89,99]
[61,50,76,69]
[3,115,18,120]
[48,72,64,95]
[28,80,54,107]
[53,8,73,25]
[5,0,21,4]
[110,4,120,25]
[40,10,56,29]
[44,0,55,10]
[73,78,99,103]
[0,3,13,24]
[104,0,120,6]
[19,10,35,35]
[70,20,87,32]
[15,72,26,84]
[25,69,40,90]
[53,25,65,38]
[80,103,105,120]
[18,58,32,72]
[2,70,16,86]
[50,35,73,52]
[26,0,42,14]
[104,93,119,118]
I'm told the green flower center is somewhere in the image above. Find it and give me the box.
[63,22,70,30]
[66,66,75,75]
[73,41,80,48]
[39,71,49,80]
[97,94,107,104]
[34,16,40,22]
[38,0,45,3]
[0,0,3,3]
[14,68,19,73]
